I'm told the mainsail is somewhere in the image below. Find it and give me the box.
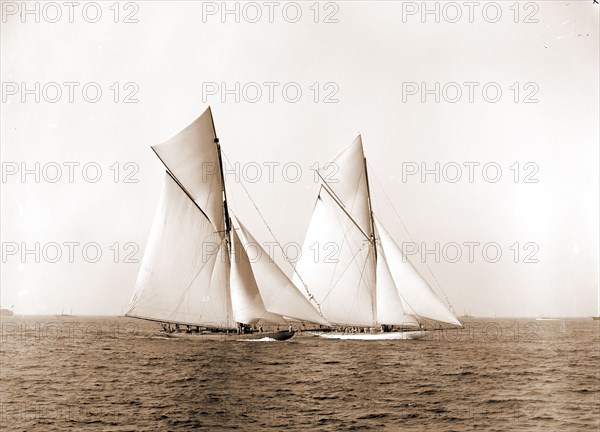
[294,136,461,327]
[126,107,325,329]
[127,172,233,327]
[292,187,377,326]
[235,219,329,326]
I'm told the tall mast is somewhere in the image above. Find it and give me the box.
[212,116,234,330]
[364,155,378,325]
[363,156,377,261]
[215,138,232,237]
[209,108,232,241]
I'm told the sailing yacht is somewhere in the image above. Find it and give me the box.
[125,107,327,341]
[293,136,463,340]
[56,308,74,318]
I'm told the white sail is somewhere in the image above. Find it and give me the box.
[375,242,419,327]
[375,218,461,326]
[293,187,377,326]
[152,107,225,236]
[126,173,234,328]
[236,219,329,326]
[230,226,287,325]
[319,135,372,237]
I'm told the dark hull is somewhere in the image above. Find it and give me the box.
[264,331,295,341]
[162,330,295,341]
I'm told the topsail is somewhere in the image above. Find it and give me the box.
[151,107,226,236]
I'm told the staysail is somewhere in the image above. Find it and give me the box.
[127,172,233,328]
[230,224,286,325]
[375,237,419,327]
[375,218,461,326]
[319,135,373,237]
[236,219,329,326]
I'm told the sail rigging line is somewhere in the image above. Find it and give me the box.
[318,186,376,325]
[319,225,370,304]
[144,172,230,324]
[124,313,234,330]
[323,244,373,326]
[346,165,369,231]
[317,171,371,241]
[368,165,457,318]
[322,256,370,326]
[219,150,325,318]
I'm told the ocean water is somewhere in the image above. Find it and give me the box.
[1,317,598,431]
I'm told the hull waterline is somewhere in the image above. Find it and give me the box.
[308,331,428,340]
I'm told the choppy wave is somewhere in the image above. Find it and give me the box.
[1,316,598,431]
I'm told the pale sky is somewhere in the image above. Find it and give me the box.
[1,1,598,317]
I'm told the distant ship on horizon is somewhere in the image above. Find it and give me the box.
[461,310,473,318]
[536,315,563,321]
[56,308,74,317]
